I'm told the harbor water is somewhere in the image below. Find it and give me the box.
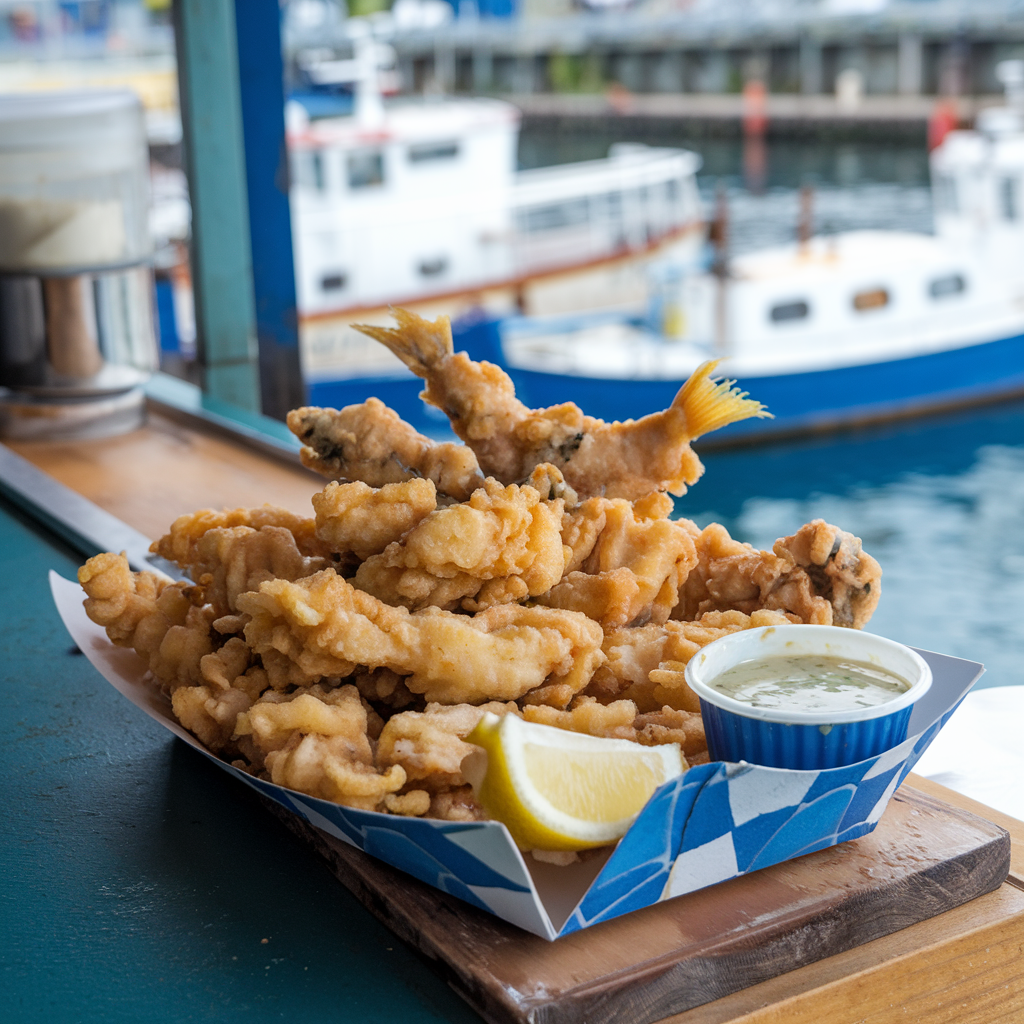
[518,126,934,253]
[521,126,1021,690]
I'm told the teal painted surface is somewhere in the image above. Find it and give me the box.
[175,0,261,412]
[0,500,481,1024]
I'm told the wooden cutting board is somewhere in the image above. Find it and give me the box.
[261,786,1009,1024]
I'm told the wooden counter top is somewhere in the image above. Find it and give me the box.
[5,410,323,541]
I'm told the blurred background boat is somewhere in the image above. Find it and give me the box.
[494,63,1024,442]
[288,34,704,397]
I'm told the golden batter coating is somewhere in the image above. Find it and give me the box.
[236,568,606,706]
[287,398,486,501]
[675,518,881,628]
[353,476,567,612]
[152,505,331,564]
[535,495,697,628]
[79,552,214,692]
[312,478,438,560]
[353,308,769,500]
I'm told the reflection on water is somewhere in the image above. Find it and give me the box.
[519,128,934,253]
[717,182,933,256]
[681,401,1024,689]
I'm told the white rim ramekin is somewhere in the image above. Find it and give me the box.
[684,624,932,725]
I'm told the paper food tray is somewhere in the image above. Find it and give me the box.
[52,571,984,941]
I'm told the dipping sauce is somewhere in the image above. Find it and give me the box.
[706,654,910,714]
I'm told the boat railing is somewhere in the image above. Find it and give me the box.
[509,148,702,274]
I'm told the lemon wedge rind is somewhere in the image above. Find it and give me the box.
[466,713,685,852]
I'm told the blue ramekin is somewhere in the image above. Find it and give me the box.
[684,625,932,769]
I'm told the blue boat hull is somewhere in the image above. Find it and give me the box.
[506,332,1024,442]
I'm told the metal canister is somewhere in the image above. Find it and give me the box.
[0,90,157,439]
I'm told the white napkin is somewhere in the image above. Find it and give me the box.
[913,686,1024,822]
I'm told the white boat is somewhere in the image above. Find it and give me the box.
[499,66,1024,443]
[286,39,703,399]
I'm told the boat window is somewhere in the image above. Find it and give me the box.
[291,150,326,191]
[418,256,448,277]
[853,288,889,312]
[321,272,347,292]
[519,199,590,233]
[408,141,459,163]
[769,300,810,323]
[934,174,958,215]
[347,150,384,189]
[1000,177,1018,221]
[929,273,966,299]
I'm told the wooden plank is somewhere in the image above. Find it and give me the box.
[906,773,1024,887]
[5,413,322,542]
[260,786,1009,1024]
[661,884,1024,1023]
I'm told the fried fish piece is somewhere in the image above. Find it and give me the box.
[287,398,486,501]
[535,493,697,627]
[79,551,215,691]
[522,696,705,759]
[522,697,638,741]
[152,505,332,563]
[183,525,331,617]
[353,308,769,500]
[674,519,881,628]
[312,477,438,560]
[353,476,567,611]
[588,608,797,712]
[171,637,271,752]
[376,701,519,791]
[234,683,406,810]
[236,568,605,706]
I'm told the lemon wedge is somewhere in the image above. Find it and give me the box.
[465,712,685,852]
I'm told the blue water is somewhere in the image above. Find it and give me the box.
[679,400,1024,690]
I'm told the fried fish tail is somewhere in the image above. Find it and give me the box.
[675,360,772,440]
[353,307,452,377]
[351,308,772,500]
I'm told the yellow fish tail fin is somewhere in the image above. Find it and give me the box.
[673,360,772,439]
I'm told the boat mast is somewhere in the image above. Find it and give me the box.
[350,23,385,127]
[798,183,814,253]
[710,183,730,354]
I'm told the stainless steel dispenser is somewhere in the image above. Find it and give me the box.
[0,90,158,440]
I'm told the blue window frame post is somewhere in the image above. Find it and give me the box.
[234,0,306,419]
[173,0,262,412]
[174,0,305,419]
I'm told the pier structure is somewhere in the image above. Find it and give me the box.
[382,3,1021,101]
[282,2,1024,136]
